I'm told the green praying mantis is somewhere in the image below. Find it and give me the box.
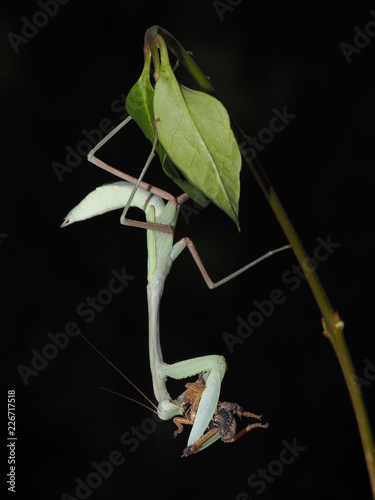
[61,27,290,455]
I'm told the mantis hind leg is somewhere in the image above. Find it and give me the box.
[87,116,182,233]
[171,237,291,289]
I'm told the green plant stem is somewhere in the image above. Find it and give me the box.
[145,26,216,96]
[146,25,375,497]
[242,156,375,500]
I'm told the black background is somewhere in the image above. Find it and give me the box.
[1,1,375,499]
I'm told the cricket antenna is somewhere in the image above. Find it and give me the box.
[79,332,157,413]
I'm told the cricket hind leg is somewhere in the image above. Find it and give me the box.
[224,421,269,444]
[181,427,220,457]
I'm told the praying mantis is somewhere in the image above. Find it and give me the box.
[61,27,290,454]
[61,130,289,455]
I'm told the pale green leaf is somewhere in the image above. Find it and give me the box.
[153,46,241,228]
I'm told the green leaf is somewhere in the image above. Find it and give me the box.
[125,50,158,143]
[125,50,207,207]
[153,40,241,228]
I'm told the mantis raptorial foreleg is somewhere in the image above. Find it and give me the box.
[62,180,289,455]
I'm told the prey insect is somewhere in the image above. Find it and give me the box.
[174,374,269,457]
[80,335,268,458]
[62,172,287,454]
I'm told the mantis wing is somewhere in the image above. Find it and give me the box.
[61,181,165,227]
